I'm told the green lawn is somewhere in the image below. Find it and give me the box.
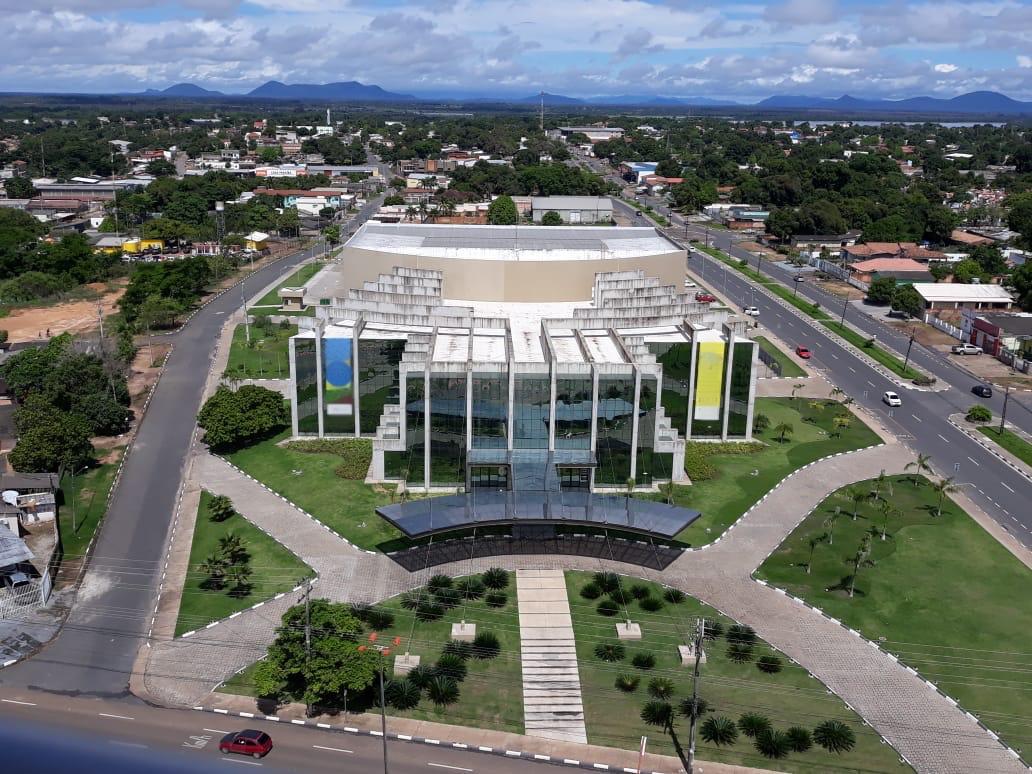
[565,572,909,772]
[225,432,403,551]
[222,571,524,734]
[753,335,806,377]
[225,323,296,379]
[661,398,880,546]
[252,262,325,307]
[756,475,1032,757]
[819,321,919,380]
[977,425,1032,467]
[175,490,313,637]
[57,452,123,576]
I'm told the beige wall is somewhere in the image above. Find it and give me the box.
[329,247,685,302]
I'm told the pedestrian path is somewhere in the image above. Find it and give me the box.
[516,569,587,744]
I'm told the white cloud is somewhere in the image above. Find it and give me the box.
[1019,55,1032,69]
[934,63,958,73]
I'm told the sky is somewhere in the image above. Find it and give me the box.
[2,0,1032,100]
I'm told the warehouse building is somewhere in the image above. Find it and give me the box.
[530,196,613,224]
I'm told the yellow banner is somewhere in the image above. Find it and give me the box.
[695,341,725,420]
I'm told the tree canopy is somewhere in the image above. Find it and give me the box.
[197,384,290,449]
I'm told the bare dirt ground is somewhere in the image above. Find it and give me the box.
[812,277,865,300]
[3,281,127,344]
[738,241,780,259]
[886,320,957,347]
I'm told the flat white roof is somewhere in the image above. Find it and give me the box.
[582,332,625,364]
[912,283,1013,302]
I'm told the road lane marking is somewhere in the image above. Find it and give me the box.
[98,713,135,721]
[967,456,980,466]
[1,699,36,706]
[313,745,353,754]
[830,353,839,359]
[867,380,876,387]
[222,760,263,767]
[937,434,949,442]
[204,728,232,734]
[848,367,856,373]
[427,765,473,772]
[1002,482,1015,493]
[109,741,147,749]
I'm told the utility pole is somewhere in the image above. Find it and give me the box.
[240,280,250,344]
[1000,384,1011,434]
[687,617,705,774]
[840,294,849,326]
[902,329,916,374]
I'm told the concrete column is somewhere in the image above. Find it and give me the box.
[685,339,699,441]
[629,368,640,485]
[720,335,735,441]
[671,446,687,482]
[507,361,515,452]
[548,362,557,452]
[315,331,325,438]
[744,340,758,442]
[424,366,431,492]
[371,447,385,480]
[589,368,599,491]
[352,328,361,437]
[288,337,299,437]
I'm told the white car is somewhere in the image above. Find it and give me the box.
[882,391,902,407]
[684,279,698,288]
[743,306,760,316]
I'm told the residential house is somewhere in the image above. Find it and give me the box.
[846,258,934,284]
[961,311,1032,357]
[841,242,945,264]
[245,231,270,252]
[791,232,862,252]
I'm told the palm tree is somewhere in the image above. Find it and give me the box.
[831,415,851,437]
[830,387,844,401]
[660,480,676,505]
[905,453,934,486]
[879,502,901,541]
[845,485,869,520]
[218,532,247,564]
[806,532,829,574]
[847,533,875,598]
[701,715,738,746]
[772,421,794,444]
[871,470,888,503]
[227,563,253,595]
[791,383,805,401]
[823,507,842,546]
[199,553,227,590]
[640,700,674,730]
[813,720,856,753]
[426,675,459,707]
[931,476,960,517]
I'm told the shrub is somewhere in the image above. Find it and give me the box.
[630,584,652,600]
[407,664,435,689]
[727,624,757,647]
[579,582,602,600]
[434,587,462,609]
[351,605,394,631]
[385,678,421,710]
[966,404,992,423]
[207,494,235,522]
[663,588,685,604]
[738,713,771,738]
[456,576,486,600]
[415,600,444,622]
[647,677,675,699]
[427,574,453,593]
[426,675,459,707]
[679,697,708,719]
[753,413,771,434]
[704,620,724,640]
[482,567,509,589]
[786,726,812,752]
[631,652,656,670]
[615,674,640,692]
[594,643,626,662]
[593,571,621,593]
[640,700,674,728]
[441,640,473,660]
[485,591,508,608]
[639,596,663,612]
[434,653,467,681]
[727,642,754,663]
[400,591,423,610]
[813,720,856,753]
[757,655,783,674]
[597,599,620,617]
[701,716,738,746]
[608,586,632,604]
[285,437,372,479]
[755,728,791,759]
[684,441,764,481]
[471,631,500,660]
[912,374,937,386]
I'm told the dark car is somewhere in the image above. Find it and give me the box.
[972,385,993,398]
[220,730,273,759]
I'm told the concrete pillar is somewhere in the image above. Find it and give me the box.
[288,337,299,437]
[315,331,325,438]
[720,335,735,441]
[629,368,640,485]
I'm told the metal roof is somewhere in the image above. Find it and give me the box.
[0,523,33,568]
[912,283,1013,302]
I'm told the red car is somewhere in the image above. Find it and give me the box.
[220,730,273,759]
[695,291,717,303]
[795,345,812,359]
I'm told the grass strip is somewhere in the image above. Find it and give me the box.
[976,425,1032,467]
[753,335,807,377]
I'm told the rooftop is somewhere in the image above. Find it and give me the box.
[530,196,612,211]
[979,313,1032,336]
[912,283,1013,302]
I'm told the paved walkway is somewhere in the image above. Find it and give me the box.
[141,438,1030,773]
[516,569,587,744]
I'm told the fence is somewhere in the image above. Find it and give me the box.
[809,256,870,291]
[923,313,964,341]
[0,570,50,620]
[755,345,783,377]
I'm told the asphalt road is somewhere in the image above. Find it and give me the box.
[0,690,555,774]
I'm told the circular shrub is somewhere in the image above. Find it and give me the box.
[349,602,372,621]
[385,678,421,710]
[701,715,738,746]
[966,404,992,423]
[639,596,663,613]
[679,697,708,719]
[663,588,685,604]
[647,677,675,699]
[427,574,453,593]
[481,567,509,589]
[441,639,473,660]
[357,606,394,631]
[630,583,652,600]
[703,620,724,640]
[399,591,423,610]
[727,642,754,663]
[813,720,856,753]
[593,571,621,593]
[615,674,640,692]
[434,587,462,609]
[727,624,757,647]
[485,591,508,608]
[426,675,459,707]
[579,582,602,600]
[755,728,791,759]
[471,631,500,659]
[640,700,673,728]
[608,586,632,605]
[738,712,772,738]
[597,599,620,617]
[434,653,467,681]
[594,642,626,662]
[406,664,435,689]
[415,599,445,622]
[456,576,486,600]
[786,726,812,753]
[757,655,783,674]
[631,652,656,670]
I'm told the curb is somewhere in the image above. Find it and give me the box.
[947,414,1032,484]
[179,578,317,639]
[189,705,669,773]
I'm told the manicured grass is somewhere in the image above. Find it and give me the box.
[225,323,296,379]
[819,321,919,379]
[222,571,524,734]
[58,452,122,564]
[175,491,313,637]
[757,475,1032,757]
[977,425,1032,467]
[753,335,806,377]
[662,398,880,547]
[252,262,325,307]
[565,571,909,772]
[225,432,403,551]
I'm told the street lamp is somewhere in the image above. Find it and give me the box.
[359,633,402,774]
[999,383,1012,435]
[902,328,916,374]
[840,294,849,326]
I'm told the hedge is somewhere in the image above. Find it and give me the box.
[683,441,764,480]
[285,437,373,479]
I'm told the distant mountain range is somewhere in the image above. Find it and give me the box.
[128,83,1032,114]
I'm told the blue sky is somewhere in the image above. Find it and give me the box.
[1,0,1030,99]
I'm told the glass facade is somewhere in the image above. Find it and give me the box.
[595,375,635,485]
[429,375,467,485]
[726,341,753,438]
[512,376,551,449]
[322,334,355,435]
[554,376,593,450]
[403,375,426,486]
[357,337,405,436]
[636,375,671,483]
[471,372,508,449]
[649,342,692,438]
[293,338,319,434]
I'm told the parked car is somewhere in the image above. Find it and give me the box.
[219,730,273,759]
[695,292,717,303]
[795,345,812,359]
[2,571,30,590]
[743,306,760,316]
[882,391,902,407]
[684,279,698,288]
[972,385,993,398]
[951,343,983,355]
